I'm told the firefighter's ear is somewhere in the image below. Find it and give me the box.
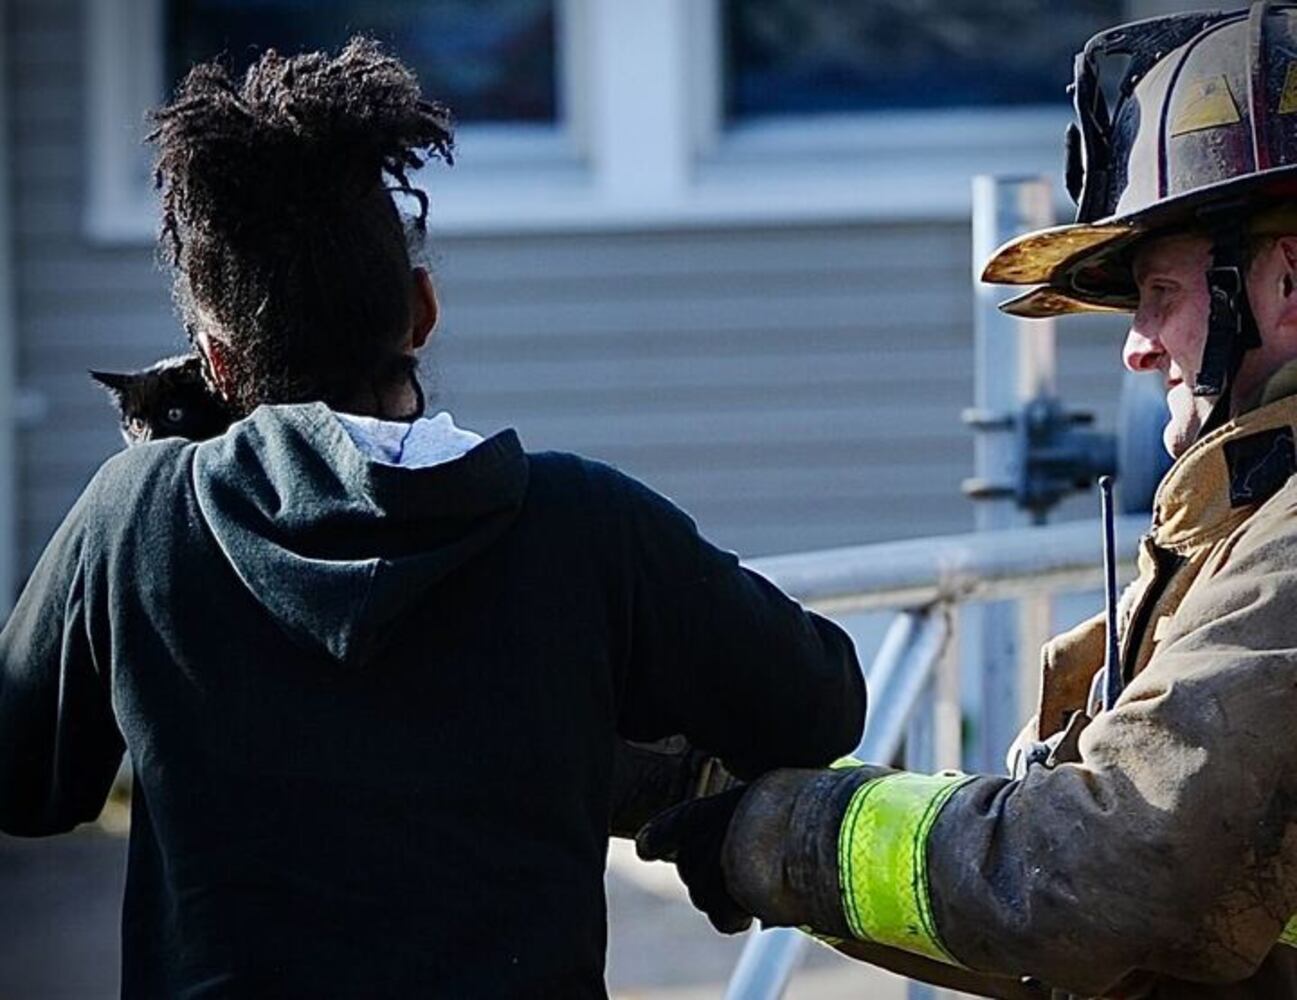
[1248,236,1297,337]
[1278,237,1297,297]
[1271,236,1297,328]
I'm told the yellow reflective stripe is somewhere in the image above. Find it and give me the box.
[831,755,865,769]
[837,771,973,965]
[1280,915,1297,948]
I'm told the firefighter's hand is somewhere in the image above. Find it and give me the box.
[609,737,727,840]
[635,786,753,934]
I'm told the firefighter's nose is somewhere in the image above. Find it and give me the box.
[1122,324,1165,374]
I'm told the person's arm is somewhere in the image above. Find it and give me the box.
[612,472,864,779]
[0,482,123,836]
[649,491,1297,996]
[910,498,1297,992]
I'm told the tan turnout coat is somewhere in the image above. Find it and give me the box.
[729,377,1297,998]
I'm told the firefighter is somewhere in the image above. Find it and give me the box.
[638,5,1297,997]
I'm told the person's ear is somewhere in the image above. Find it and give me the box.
[1277,237,1297,306]
[409,267,439,349]
[195,328,234,402]
[1261,236,1297,338]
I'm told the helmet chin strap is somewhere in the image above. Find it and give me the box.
[1192,222,1262,439]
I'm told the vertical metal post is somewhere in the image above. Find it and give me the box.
[900,609,953,775]
[932,607,964,772]
[931,179,1057,1000]
[899,617,955,1000]
[0,0,17,619]
[965,176,1057,776]
[726,610,950,1000]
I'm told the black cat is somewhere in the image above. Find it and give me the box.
[90,354,234,446]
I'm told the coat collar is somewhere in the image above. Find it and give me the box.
[1153,368,1297,551]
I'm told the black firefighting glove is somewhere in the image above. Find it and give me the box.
[609,737,741,839]
[635,786,752,934]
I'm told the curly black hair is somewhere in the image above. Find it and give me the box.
[148,37,454,417]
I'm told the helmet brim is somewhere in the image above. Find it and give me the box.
[981,165,1297,316]
[981,222,1137,293]
[997,285,1133,319]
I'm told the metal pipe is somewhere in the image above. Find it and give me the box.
[749,514,1146,616]
[723,928,807,1000]
[724,521,1133,1000]
[967,175,1058,782]
[724,177,1122,1000]
[724,609,952,1000]
[856,611,951,762]
[969,174,1058,522]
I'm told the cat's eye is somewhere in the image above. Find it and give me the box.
[128,417,147,435]
[165,407,184,424]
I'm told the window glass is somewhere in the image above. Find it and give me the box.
[166,0,558,124]
[724,0,1125,120]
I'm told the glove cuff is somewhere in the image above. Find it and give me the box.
[720,764,974,968]
[720,765,887,937]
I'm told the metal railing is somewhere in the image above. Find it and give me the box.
[752,516,1145,615]
[723,512,1146,1000]
[717,170,1155,998]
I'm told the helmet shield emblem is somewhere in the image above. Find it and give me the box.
[983,4,1297,319]
[1069,12,1234,225]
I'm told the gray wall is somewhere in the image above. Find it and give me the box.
[7,0,1127,581]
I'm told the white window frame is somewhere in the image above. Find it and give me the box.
[683,1,1074,221]
[89,0,1186,240]
[84,0,593,241]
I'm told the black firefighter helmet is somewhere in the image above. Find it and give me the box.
[982,2,1297,405]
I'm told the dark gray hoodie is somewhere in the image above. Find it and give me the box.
[0,402,864,999]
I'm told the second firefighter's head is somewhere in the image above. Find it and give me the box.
[983,3,1297,457]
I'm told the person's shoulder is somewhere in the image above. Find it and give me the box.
[525,448,621,494]
[95,437,193,489]
[48,440,196,561]
[87,438,197,515]
[526,448,683,516]
[524,450,710,579]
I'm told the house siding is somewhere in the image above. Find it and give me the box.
[6,0,1125,578]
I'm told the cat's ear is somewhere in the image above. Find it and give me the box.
[88,370,135,398]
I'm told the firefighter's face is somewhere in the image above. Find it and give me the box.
[1126,232,1297,458]
[1126,234,1224,458]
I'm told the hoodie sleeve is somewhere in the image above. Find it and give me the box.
[612,472,864,779]
[0,479,124,836]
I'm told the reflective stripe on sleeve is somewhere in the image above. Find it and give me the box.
[837,770,974,965]
[1280,916,1297,948]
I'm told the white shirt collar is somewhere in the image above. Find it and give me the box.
[333,410,485,469]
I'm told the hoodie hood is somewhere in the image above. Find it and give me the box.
[192,403,527,666]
